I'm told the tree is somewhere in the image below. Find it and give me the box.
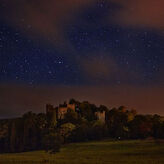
[59,123,76,143]
[42,132,62,154]
[46,105,57,128]
[151,115,164,139]
[9,121,17,152]
[8,118,24,152]
[91,120,107,140]
[70,123,89,142]
[23,113,38,151]
[127,110,136,122]
[129,115,152,139]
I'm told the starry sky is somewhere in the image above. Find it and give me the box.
[0,0,164,118]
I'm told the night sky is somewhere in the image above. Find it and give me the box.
[0,0,164,118]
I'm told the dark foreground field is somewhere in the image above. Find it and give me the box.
[0,140,164,164]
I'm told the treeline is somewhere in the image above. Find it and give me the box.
[0,99,164,153]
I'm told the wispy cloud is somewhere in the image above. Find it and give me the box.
[0,0,94,50]
[110,0,164,30]
[80,55,118,80]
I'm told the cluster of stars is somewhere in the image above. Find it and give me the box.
[0,1,164,86]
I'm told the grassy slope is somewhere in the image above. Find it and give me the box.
[0,140,164,164]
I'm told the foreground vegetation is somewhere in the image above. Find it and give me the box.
[0,99,164,153]
[0,140,164,164]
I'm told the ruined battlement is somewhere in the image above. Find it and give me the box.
[46,103,76,120]
[95,111,106,123]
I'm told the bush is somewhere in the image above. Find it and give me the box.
[42,132,62,154]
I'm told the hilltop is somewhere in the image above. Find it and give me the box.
[0,99,164,154]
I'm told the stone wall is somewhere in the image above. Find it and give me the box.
[95,111,105,123]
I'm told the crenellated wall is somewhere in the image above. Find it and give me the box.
[95,111,106,123]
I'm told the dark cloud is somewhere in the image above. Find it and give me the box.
[1,0,164,43]
[1,0,163,52]
[79,52,142,84]
[110,0,164,30]
[0,0,94,50]
[80,54,118,80]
